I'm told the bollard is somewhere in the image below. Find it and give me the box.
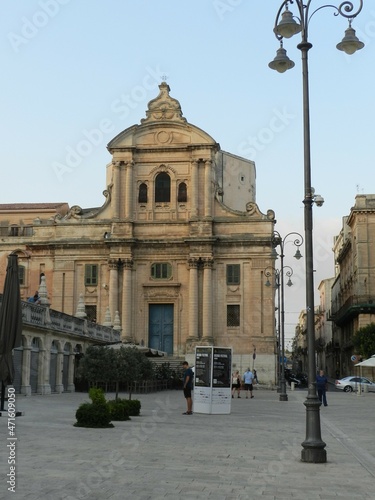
[363,384,368,393]
[291,382,295,391]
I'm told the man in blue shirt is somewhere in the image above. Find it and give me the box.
[316,370,328,406]
[182,361,193,415]
[243,368,254,399]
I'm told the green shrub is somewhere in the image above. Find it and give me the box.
[125,399,141,416]
[114,398,141,416]
[107,400,131,421]
[88,387,106,406]
[74,402,113,428]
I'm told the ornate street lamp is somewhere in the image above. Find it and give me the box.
[265,264,294,396]
[269,1,364,463]
[269,231,303,401]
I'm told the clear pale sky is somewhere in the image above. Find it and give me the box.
[1,1,374,345]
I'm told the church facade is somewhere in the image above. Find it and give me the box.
[0,83,278,382]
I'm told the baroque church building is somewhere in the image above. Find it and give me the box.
[0,83,278,382]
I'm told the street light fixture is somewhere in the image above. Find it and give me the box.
[269,1,364,464]
[265,264,294,395]
[269,231,303,402]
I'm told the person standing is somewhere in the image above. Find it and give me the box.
[243,368,254,399]
[182,361,193,415]
[316,369,328,407]
[231,370,241,398]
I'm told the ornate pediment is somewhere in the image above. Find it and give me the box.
[141,82,187,125]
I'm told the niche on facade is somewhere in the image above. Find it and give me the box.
[138,182,148,204]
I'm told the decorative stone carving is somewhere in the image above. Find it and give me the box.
[141,82,187,124]
[75,293,87,318]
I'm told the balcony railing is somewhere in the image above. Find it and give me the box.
[330,295,375,326]
[0,295,120,344]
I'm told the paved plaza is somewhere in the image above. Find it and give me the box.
[1,385,374,500]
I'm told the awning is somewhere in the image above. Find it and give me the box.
[104,343,167,357]
[355,355,375,367]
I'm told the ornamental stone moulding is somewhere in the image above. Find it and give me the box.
[141,82,187,125]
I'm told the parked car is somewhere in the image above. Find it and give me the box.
[335,376,375,393]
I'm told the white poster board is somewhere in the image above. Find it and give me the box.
[194,346,232,414]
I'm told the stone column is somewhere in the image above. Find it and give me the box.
[55,348,64,394]
[67,353,76,392]
[188,258,199,340]
[21,344,32,396]
[39,344,51,394]
[112,161,121,219]
[204,160,212,218]
[37,347,51,395]
[191,160,199,217]
[202,258,214,344]
[108,259,119,322]
[121,258,133,342]
[125,161,134,220]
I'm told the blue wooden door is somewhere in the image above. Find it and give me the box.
[149,304,174,355]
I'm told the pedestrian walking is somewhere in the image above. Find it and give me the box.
[182,361,193,415]
[316,369,328,407]
[243,368,254,399]
[231,370,241,398]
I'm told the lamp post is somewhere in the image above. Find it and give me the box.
[265,264,293,396]
[269,231,303,401]
[265,267,282,391]
[269,1,364,463]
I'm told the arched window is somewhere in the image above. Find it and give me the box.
[155,172,170,202]
[138,183,148,203]
[178,182,187,202]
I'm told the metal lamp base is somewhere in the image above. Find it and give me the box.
[301,448,327,463]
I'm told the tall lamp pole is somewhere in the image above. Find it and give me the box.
[269,231,303,401]
[265,264,294,396]
[269,1,364,463]
[266,268,282,391]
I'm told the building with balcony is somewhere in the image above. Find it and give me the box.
[330,195,375,376]
[316,278,334,375]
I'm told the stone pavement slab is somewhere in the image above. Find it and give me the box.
[0,387,374,500]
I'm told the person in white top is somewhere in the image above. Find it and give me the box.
[231,370,241,398]
[243,368,254,399]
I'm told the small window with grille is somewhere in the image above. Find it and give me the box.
[227,305,240,327]
[86,305,97,323]
[226,264,240,285]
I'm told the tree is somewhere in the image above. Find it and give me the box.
[78,345,154,400]
[353,323,375,359]
[77,346,116,387]
[115,347,154,400]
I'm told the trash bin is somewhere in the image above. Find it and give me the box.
[291,382,295,391]
[363,384,369,393]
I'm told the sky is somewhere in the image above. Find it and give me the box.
[1,1,375,346]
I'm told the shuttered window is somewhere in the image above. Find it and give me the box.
[226,264,240,285]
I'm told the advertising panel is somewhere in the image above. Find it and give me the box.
[194,346,232,414]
